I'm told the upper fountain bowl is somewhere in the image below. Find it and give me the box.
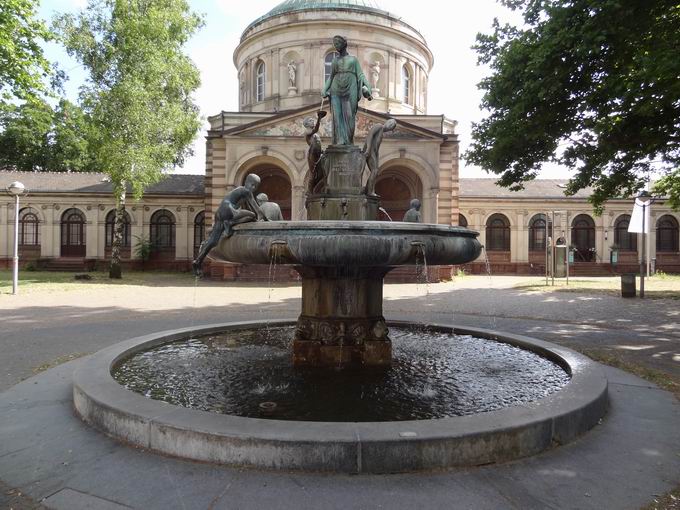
[213,221,482,267]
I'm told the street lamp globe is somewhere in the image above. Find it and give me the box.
[8,181,25,195]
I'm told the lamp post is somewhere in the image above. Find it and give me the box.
[637,191,651,299]
[7,181,26,295]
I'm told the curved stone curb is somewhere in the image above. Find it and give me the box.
[73,320,608,473]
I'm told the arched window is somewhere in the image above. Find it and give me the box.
[324,51,340,83]
[61,208,86,257]
[529,214,552,252]
[150,209,175,251]
[614,214,636,251]
[656,215,679,252]
[255,61,265,102]
[571,214,596,261]
[486,213,510,252]
[458,214,468,228]
[193,211,205,258]
[402,65,411,105]
[105,209,131,248]
[19,207,40,246]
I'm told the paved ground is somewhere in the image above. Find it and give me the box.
[0,275,679,509]
[1,276,678,392]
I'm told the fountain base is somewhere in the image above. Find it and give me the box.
[294,266,391,367]
[293,318,391,367]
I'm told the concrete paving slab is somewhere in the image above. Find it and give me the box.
[0,359,678,510]
[43,488,131,510]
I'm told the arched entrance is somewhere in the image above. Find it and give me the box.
[61,208,86,257]
[243,166,292,220]
[374,167,422,221]
[571,214,596,262]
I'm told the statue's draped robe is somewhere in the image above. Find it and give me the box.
[323,55,371,145]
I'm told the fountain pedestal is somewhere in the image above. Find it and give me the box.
[293,266,391,367]
[296,144,391,367]
[305,145,379,221]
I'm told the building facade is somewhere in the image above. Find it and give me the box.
[1,0,679,276]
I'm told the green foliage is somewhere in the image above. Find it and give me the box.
[54,0,203,279]
[0,98,96,172]
[466,0,680,213]
[133,235,153,269]
[0,0,53,103]
[653,170,680,211]
[54,0,204,200]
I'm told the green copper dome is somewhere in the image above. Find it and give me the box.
[243,0,403,37]
[267,0,385,17]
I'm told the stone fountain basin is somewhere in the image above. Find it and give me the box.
[72,321,608,474]
[212,221,482,267]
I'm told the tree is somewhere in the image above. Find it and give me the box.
[0,98,95,172]
[55,0,203,278]
[0,0,53,103]
[466,0,680,212]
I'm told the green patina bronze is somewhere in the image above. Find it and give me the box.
[322,35,372,145]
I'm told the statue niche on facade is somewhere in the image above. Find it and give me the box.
[362,118,397,196]
[193,174,268,276]
[322,35,372,145]
[369,61,381,97]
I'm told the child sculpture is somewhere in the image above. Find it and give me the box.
[362,118,397,196]
[193,174,267,276]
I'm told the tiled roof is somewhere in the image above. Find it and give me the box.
[0,171,204,195]
[460,178,595,199]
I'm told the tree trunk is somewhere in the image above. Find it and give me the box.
[109,184,126,279]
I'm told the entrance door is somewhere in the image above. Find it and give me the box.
[61,208,86,257]
[571,214,595,262]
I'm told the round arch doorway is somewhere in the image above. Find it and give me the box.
[243,166,292,220]
[375,166,423,222]
[61,208,86,257]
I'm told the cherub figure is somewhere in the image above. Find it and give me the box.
[402,198,422,223]
[256,193,283,221]
[193,174,267,276]
[362,118,397,196]
[304,110,327,194]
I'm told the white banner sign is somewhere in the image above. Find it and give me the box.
[628,198,651,234]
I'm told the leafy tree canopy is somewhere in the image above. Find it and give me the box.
[0,98,96,172]
[54,0,203,278]
[0,0,53,103]
[466,0,680,212]
[54,0,204,199]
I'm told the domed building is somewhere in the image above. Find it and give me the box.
[205,0,460,235]
[2,1,678,277]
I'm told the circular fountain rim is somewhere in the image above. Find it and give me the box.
[232,220,480,237]
[73,320,608,474]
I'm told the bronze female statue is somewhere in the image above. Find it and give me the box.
[322,35,372,145]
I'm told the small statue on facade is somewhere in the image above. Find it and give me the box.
[287,60,297,88]
[257,193,284,221]
[362,118,397,196]
[370,60,381,96]
[193,174,268,276]
[304,110,328,194]
[239,68,246,104]
[402,199,422,223]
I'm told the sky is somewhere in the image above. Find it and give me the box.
[37,0,566,180]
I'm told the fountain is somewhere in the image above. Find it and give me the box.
[72,36,607,473]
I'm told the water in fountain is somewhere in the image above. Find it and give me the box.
[378,207,393,221]
[113,325,570,422]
